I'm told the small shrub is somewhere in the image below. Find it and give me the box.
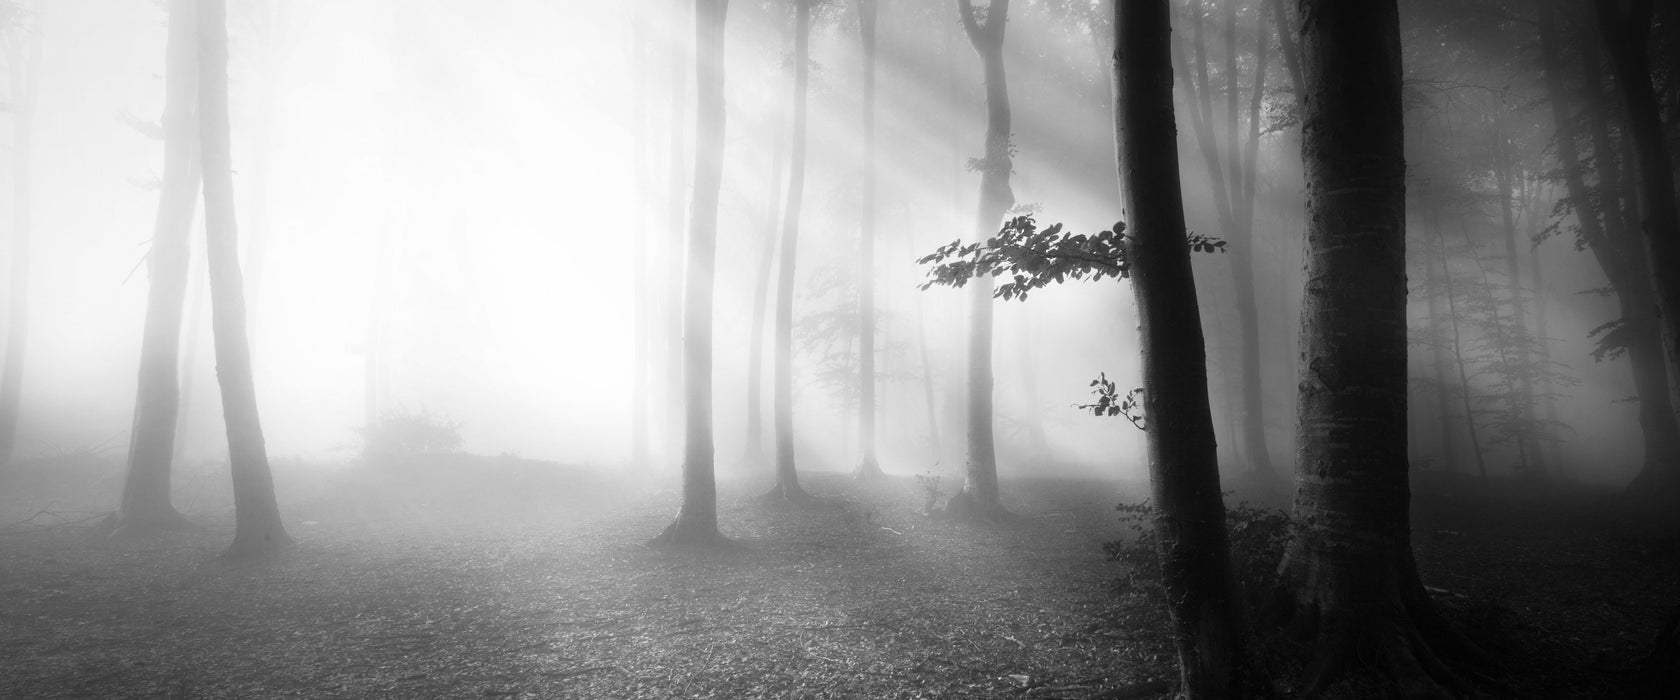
[1103,498,1292,605]
[360,409,463,465]
[913,471,943,515]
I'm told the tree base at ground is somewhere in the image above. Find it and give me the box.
[939,489,1008,522]
[97,508,197,540]
[1275,552,1495,699]
[852,456,886,481]
[646,519,733,550]
[760,480,815,505]
[218,528,296,562]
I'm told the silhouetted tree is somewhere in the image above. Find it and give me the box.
[108,0,201,536]
[947,0,1013,519]
[767,0,815,503]
[1595,0,1680,500]
[650,0,730,547]
[1276,0,1485,693]
[853,0,884,480]
[199,0,290,560]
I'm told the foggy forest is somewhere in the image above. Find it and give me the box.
[0,0,1677,698]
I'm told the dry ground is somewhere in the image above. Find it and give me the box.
[0,455,1674,699]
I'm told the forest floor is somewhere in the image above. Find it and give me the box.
[0,453,1674,699]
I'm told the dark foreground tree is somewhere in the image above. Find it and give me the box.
[852,0,884,481]
[947,0,1013,519]
[1595,0,1680,499]
[199,0,291,560]
[107,0,201,537]
[650,0,730,547]
[1112,1,1252,694]
[1275,0,1485,694]
[766,0,814,503]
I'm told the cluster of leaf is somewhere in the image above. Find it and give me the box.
[917,216,1131,301]
[917,215,1227,302]
[1075,372,1145,432]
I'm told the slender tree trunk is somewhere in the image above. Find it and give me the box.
[1174,0,1275,480]
[631,0,651,469]
[1422,208,1459,473]
[1539,0,1680,495]
[1493,134,1539,476]
[0,19,38,466]
[853,0,884,480]
[663,2,690,471]
[174,264,206,464]
[110,0,201,535]
[945,0,1013,519]
[1278,1,1485,694]
[1114,1,1252,695]
[1597,1,1680,502]
[199,0,291,560]
[650,0,730,547]
[1435,220,1488,482]
[767,0,813,503]
[741,13,790,470]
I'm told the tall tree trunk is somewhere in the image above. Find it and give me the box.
[1434,219,1489,482]
[109,0,201,535]
[853,0,884,480]
[740,11,790,471]
[1114,1,1252,695]
[1278,1,1484,694]
[174,265,206,464]
[1596,0,1680,501]
[0,15,38,466]
[1493,134,1540,476]
[663,1,690,471]
[650,0,730,547]
[199,0,291,560]
[1538,0,1680,495]
[630,0,651,469]
[945,0,1013,519]
[1423,209,1459,473]
[767,0,813,503]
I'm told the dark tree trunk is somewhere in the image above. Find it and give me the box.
[110,0,201,536]
[1114,1,1252,695]
[1278,1,1483,694]
[945,0,1013,519]
[650,0,730,547]
[1434,218,1489,482]
[1596,0,1680,501]
[1538,0,1680,496]
[199,0,292,561]
[767,0,813,503]
[853,0,884,480]
[1422,211,1459,473]
[1493,137,1540,476]
[0,20,37,466]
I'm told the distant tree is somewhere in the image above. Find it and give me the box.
[0,0,38,466]
[1275,0,1486,693]
[1173,0,1277,481]
[650,0,731,548]
[1537,0,1680,498]
[630,0,652,469]
[852,0,884,480]
[946,0,1014,519]
[1595,0,1680,500]
[738,4,790,472]
[107,0,202,537]
[766,0,816,503]
[199,0,291,560]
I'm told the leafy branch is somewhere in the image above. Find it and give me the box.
[1075,373,1146,432]
[916,215,1226,302]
